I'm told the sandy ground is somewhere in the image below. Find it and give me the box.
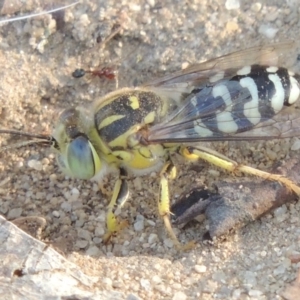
[1,0,300,299]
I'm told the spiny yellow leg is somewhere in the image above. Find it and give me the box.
[103,168,130,244]
[159,162,195,250]
[180,146,300,196]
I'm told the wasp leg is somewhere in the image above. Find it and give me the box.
[180,146,300,197]
[159,162,195,250]
[103,168,130,244]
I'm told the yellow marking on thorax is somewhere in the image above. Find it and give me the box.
[98,115,125,130]
[128,96,140,109]
[88,127,112,155]
[144,111,156,124]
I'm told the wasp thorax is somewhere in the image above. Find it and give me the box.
[53,107,101,180]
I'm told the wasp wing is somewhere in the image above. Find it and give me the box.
[146,41,300,143]
[144,41,295,89]
[148,83,300,143]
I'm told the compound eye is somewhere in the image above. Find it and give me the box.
[67,135,100,180]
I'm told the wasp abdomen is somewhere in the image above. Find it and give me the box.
[190,65,300,136]
[232,65,300,108]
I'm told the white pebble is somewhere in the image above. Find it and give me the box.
[274,205,288,223]
[146,219,156,226]
[151,275,162,284]
[133,177,142,190]
[52,210,60,218]
[212,271,227,283]
[140,279,151,291]
[79,14,90,27]
[208,169,220,177]
[77,228,92,241]
[232,289,242,299]
[61,202,72,213]
[148,233,159,244]
[225,0,240,10]
[194,265,207,273]
[248,289,263,297]
[96,211,106,223]
[134,220,144,232]
[273,264,286,276]
[164,238,174,248]
[243,271,257,287]
[147,0,155,7]
[258,24,278,39]
[86,245,101,256]
[251,2,262,12]
[134,215,145,231]
[75,240,88,249]
[28,159,43,171]
[70,187,80,201]
[102,277,112,286]
[291,138,300,150]
[172,291,187,300]
[260,250,267,257]
[71,187,80,195]
[95,226,105,237]
[7,208,22,219]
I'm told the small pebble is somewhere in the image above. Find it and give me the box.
[140,279,151,291]
[126,294,141,300]
[86,245,101,256]
[133,177,142,190]
[172,291,187,300]
[148,233,159,244]
[212,271,227,283]
[251,2,262,12]
[70,188,80,201]
[146,0,155,7]
[95,226,105,237]
[226,21,239,34]
[265,11,278,22]
[273,205,288,223]
[7,208,22,219]
[78,14,90,27]
[134,215,145,231]
[194,265,207,273]
[260,250,267,257]
[151,275,162,284]
[225,0,240,10]
[77,228,92,241]
[248,289,263,297]
[164,238,174,248]
[27,159,43,171]
[258,24,278,39]
[273,264,286,276]
[146,220,156,226]
[202,280,218,293]
[291,138,300,151]
[75,240,88,249]
[61,202,72,213]
[243,271,257,287]
[52,210,60,218]
[232,289,243,299]
[102,277,113,286]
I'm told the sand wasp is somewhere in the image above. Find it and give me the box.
[1,41,300,249]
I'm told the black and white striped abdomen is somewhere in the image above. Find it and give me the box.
[233,65,300,109]
[190,65,300,136]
